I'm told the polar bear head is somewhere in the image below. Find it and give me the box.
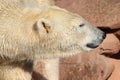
[0,1,106,60]
[32,6,106,58]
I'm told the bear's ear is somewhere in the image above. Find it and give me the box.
[34,18,52,37]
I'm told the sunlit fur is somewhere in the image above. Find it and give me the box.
[0,0,104,80]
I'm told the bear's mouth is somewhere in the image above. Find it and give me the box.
[86,38,106,49]
[86,43,99,48]
[86,32,106,49]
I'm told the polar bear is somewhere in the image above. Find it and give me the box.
[0,0,106,80]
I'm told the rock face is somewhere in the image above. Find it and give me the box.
[60,52,114,80]
[55,0,120,27]
[55,0,120,80]
[33,0,120,80]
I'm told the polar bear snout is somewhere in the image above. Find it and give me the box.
[86,43,99,48]
[86,32,106,49]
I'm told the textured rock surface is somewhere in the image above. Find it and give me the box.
[60,52,114,80]
[55,0,120,27]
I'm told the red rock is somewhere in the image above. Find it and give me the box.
[108,58,120,80]
[99,34,120,54]
[60,53,114,80]
[55,0,120,27]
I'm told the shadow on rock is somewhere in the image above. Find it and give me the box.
[32,71,47,80]
[98,23,120,40]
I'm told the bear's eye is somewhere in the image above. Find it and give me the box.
[79,24,85,27]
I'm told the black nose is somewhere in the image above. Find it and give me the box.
[102,32,106,39]
[86,43,99,48]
